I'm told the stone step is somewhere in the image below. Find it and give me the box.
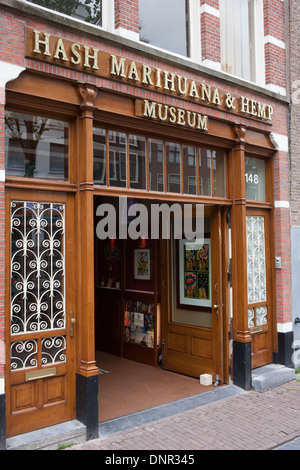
[252,364,295,393]
[6,420,86,451]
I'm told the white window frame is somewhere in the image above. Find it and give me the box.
[219,0,265,86]
[24,0,114,32]
[102,0,114,32]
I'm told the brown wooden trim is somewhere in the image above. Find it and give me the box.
[92,184,233,206]
[5,176,77,193]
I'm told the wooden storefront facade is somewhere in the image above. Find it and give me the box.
[0,0,292,444]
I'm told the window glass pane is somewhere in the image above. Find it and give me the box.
[93,127,106,185]
[149,139,164,192]
[5,111,68,180]
[166,142,181,193]
[139,0,188,56]
[198,149,211,196]
[129,135,146,190]
[246,216,267,304]
[182,145,197,195]
[245,157,265,201]
[220,0,256,81]
[109,131,127,188]
[28,0,102,26]
[213,151,226,197]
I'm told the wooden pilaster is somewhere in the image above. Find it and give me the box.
[231,125,252,389]
[77,84,99,378]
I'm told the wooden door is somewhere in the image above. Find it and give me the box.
[161,206,223,382]
[246,209,273,369]
[5,189,76,437]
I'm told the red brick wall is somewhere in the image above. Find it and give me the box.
[289,0,300,227]
[114,0,139,34]
[264,0,287,89]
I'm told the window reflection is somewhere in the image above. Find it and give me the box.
[129,135,146,190]
[149,139,164,192]
[166,143,181,193]
[93,127,106,185]
[139,0,188,56]
[5,111,69,180]
[92,129,227,199]
[27,0,103,26]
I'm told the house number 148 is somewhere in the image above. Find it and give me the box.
[245,173,259,184]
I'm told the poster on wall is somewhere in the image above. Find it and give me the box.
[179,239,211,308]
[124,300,155,348]
[134,248,151,280]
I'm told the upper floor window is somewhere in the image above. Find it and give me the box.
[27,0,113,29]
[220,0,265,84]
[140,0,198,58]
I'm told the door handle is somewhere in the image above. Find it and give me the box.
[213,302,219,320]
[70,311,76,338]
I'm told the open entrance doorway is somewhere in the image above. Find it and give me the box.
[93,196,227,422]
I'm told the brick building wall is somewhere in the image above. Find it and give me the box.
[289,0,300,364]
[0,0,293,444]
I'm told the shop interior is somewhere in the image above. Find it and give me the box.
[93,196,215,422]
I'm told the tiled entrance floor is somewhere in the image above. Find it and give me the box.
[96,351,215,422]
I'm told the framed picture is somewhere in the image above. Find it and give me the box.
[134,248,151,280]
[179,238,211,307]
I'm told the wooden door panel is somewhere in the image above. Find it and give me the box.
[11,382,37,414]
[191,335,213,359]
[5,190,76,438]
[247,210,274,369]
[162,207,223,381]
[168,332,187,353]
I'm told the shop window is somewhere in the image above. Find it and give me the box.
[26,0,114,29]
[213,151,226,198]
[5,111,69,180]
[109,131,126,188]
[93,127,106,185]
[139,0,189,57]
[166,142,181,193]
[183,145,197,195]
[129,135,146,190]
[93,128,227,199]
[220,0,265,84]
[148,139,164,192]
[199,149,212,196]
[245,156,265,202]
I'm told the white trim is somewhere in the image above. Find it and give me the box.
[102,0,115,32]
[274,201,290,209]
[201,59,222,72]
[0,378,4,395]
[0,170,5,183]
[277,322,293,333]
[253,0,265,86]
[189,0,202,63]
[0,61,25,89]
[200,4,220,18]
[115,26,139,42]
[264,83,287,96]
[264,35,286,50]
[269,133,289,153]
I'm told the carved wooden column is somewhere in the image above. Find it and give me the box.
[231,125,252,390]
[76,84,99,439]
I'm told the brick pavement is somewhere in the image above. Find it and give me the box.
[69,379,300,451]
